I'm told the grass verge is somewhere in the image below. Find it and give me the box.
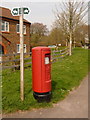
[2,47,89,113]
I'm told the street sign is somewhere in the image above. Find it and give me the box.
[11,7,30,16]
[11,8,19,16]
[23,8,29,14]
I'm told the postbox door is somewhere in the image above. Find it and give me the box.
[41,52,51,92]
[45,53,51,81]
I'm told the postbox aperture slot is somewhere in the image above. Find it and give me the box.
[45,53,50,64]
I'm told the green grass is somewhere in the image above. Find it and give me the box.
[2,47,89,113]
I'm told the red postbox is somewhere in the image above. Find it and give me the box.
[32,47,51,102]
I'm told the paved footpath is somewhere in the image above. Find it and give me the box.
[3,74,89,118]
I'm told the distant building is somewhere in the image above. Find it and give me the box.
[0,7,31,54]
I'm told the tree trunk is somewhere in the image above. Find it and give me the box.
[66,40,68,46]
[73,41,76,48]
[69,32,72,56]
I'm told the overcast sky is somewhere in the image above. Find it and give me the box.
[0,1,59,30]
[0,0,89,30]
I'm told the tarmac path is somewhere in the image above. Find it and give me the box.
[2,74,89,118]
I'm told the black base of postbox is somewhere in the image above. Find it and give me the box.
[33,92,51,103]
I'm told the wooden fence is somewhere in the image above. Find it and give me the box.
[51,47,69,63]
[0,47,69,70]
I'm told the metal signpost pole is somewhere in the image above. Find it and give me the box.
[20,8,24,101]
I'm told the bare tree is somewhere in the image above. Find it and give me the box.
[30,23,48,36]
[30,23,48,47]
[48,27,66,46]
[54,0,87,55]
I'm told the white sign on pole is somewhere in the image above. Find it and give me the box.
[11,7,30,16]
[11,8,19,16]
[23,8,29,14]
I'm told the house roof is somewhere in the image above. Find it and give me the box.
[0,7,31,24]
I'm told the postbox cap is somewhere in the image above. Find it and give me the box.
[32,46,50,51]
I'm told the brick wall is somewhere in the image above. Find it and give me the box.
[1,17,31,54]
